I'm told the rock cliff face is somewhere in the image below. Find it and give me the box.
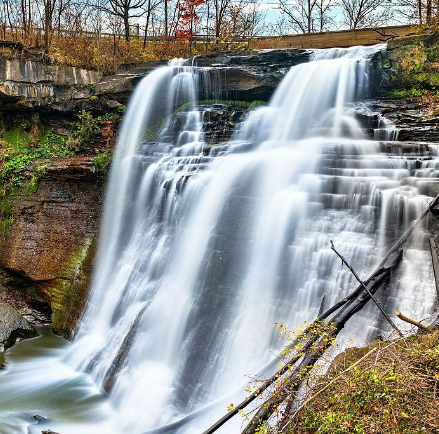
[0,48,310,112]
[0,157,105,338]
[0,53,101,111]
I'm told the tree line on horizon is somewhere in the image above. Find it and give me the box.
[0,0,434,71]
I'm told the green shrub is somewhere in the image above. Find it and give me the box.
[0,109,108,229]
[71,110,100,151]
[93,149,113,172]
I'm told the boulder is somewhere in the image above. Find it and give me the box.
[0,302,36,351]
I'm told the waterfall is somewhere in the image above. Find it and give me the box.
[0,45,437,434]
[63,44,435,432]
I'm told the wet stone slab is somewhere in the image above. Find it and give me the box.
[0,302,37,352]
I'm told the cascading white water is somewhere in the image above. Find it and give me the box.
[0,45,437,434]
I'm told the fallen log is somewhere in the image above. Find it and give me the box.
[330,240,403,337]
[202,251,402,434]
[240,251,402,434]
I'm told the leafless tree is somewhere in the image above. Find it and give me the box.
[212,0,232,38]
[99,0,147,41]
[42,0,58,49]
[339,0,394,29]
[393,0,438,24]
[315,0,336,31]
[277,0,318,33]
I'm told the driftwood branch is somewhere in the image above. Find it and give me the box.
[330,240,403,337]
[396,311,433,333]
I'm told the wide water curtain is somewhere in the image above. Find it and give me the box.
[64,46,435,434]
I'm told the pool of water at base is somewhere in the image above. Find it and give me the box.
[0,327,117,434]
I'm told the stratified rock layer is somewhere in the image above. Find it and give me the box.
[0,49,311,112]
[0,157,105,338]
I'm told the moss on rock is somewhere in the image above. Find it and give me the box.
[44,237,97,339]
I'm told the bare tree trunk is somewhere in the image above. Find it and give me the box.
[164,0,168,38]
[143,0,152,48]
[307,0,311,32]
[123,13,130,41]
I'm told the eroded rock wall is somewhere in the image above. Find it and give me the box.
[0,157,105,338]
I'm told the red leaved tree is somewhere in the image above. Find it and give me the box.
[175,0,206,49]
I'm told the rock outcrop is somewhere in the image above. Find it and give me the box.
[0,48,310,112]
[371,99,439,142]
[97,49,310,104]
[0,302,36,366]
[0,157,105,338]
[0,55,101,111]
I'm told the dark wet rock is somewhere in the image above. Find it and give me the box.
[197,49,310,101]
[160,102,248,144]
[0,302,36,351]
[202,104,248,142]
[354,106,381,129]
[192,49,310,72]
[99,49,310,106]
[371,98,439,142]
[208,67,280,101]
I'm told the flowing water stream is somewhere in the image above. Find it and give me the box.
[0,45,437,434]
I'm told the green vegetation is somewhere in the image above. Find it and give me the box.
[386,41,439,106]
[93,149,113,172]
[0,110,110,229]
[389,88,425,98]
[282,331,439,434]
